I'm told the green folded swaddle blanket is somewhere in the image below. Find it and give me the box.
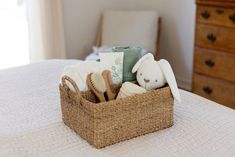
[112,46,142,82]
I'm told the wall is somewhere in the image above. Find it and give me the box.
[62,0,196,90]
[62,0,135,59]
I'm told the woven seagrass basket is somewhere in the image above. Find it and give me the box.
[60,76,174,149]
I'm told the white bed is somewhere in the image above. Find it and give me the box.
[0,60,235,157]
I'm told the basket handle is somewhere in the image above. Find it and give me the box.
[61,75,81,98]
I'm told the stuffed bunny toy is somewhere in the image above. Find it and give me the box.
[132,53,181,102]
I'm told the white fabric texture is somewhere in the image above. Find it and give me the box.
[62,61,103,91]
[116,82,146,99]
[102,11,158,52]
[0,60,235,157]
[26,0,66,62]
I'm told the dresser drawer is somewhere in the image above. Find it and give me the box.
[196,24,235,54]
[197,5,235,28]
[194,47,235,82]
[193,74,235,108]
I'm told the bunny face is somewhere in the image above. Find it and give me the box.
[132,53,181,102]
[136,60,166,90]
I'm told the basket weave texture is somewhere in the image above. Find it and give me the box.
[60,76,174,148]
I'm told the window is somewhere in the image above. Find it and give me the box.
[0,0,29,70]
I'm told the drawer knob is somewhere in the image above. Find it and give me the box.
[203,87,213,95]
[201,11,210,19]
[205,59,215,67]
[207,34,217,42]
[229,14,235,23]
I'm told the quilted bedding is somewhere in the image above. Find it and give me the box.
[0,60,235,157]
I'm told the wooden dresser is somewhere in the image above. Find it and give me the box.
[193,0,235,109]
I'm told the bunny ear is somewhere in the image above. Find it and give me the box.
[132,53,154,73]
[158,59,181,102]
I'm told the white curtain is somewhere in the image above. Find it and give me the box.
[26,0,66,62]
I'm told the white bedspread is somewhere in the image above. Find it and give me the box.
[0,60,235,157]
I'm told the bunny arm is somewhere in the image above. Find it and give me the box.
[158,59,181,102]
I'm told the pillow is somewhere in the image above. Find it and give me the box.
[85,46,112,61]
[85,46,151,61]
[102,10,159,52]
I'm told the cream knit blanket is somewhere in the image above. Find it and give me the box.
[1,60,235,157]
